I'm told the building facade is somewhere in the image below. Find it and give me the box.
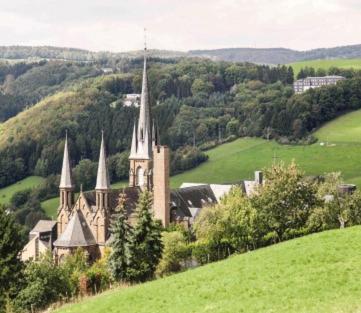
[293,75,345,94]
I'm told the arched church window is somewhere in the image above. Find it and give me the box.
[136,166,144,187]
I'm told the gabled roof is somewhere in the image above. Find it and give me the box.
[30,220,57,234]
[54,210,96,247]
[170,185,218,218]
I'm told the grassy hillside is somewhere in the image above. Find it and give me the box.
[289,58,361,76]
[0,176,44,205]
[172,109,361,187]
[55,226,361,313]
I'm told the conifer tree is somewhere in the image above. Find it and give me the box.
[126,190,163,282]
[108,193,131,282]
[0,205,26,311]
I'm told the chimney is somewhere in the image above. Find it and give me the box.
[255,171,263,185]
[153,145,170,227]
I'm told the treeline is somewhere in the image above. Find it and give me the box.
[296,65,361,79]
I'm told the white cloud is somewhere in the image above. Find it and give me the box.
[0,0,360,51]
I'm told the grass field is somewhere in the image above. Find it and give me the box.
[171,109,361,187]
[0,176,44,205]
[289,58,361,76]
[55,226,361,313]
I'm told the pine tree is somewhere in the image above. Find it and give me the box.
[108,193,131,282]
[126,190,163,283]
[0,205,26,311]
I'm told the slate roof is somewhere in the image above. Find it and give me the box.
[170,185,218,218]
[30,220,57,234]
[54,210,96,247]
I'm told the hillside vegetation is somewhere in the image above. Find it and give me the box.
[54,226,361,313]
[4,44,361,64]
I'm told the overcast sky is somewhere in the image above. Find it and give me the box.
[0,0,360,52]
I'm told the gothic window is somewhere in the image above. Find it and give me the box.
[136,166,144,187]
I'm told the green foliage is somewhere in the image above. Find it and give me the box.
[14,252,70,312]
[125,191,163,282]
[108,193,132,282]
[156,231,189,277]
[0,205,25,312]
[73,159,98,191]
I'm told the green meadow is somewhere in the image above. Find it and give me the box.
[0,176,44,205]
[54,226,361,313]
[289,58,361,76]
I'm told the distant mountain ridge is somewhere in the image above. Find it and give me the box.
[189,44,361,64]
[2,44,361,64]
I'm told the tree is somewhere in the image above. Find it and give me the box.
[126,191,163,282]
[108,193,132,282]
[14,252,70,312]
[0,205,25,311]
[251,162,320,243]
[156,231,189,277]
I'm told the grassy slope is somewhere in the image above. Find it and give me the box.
[0,176,44,205]
[172,109,361,187]
[55,226,361,313]
[289,58,361,76]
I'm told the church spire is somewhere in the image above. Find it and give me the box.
[59,131,73,189]
[96,131,110,190]
[136,48,152,159]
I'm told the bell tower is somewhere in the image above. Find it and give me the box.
[58,131,74,235]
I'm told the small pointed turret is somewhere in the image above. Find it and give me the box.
[129,122,137,159]
[59,132,73,189]
[96,131,110,190]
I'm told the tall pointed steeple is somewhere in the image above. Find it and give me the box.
[59,131,73,189]
[96,131,110,190]
[136,49,152,160]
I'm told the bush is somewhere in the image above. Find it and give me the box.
[156,231,189,277]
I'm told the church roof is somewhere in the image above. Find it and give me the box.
[53,210,96,247]
[95,132,110,190]
[170,185,218,218]
[59,133,73,189]
[30,220,57,234]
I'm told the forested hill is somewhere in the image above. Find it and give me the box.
[3,44,361,64]
[189,44,361,64]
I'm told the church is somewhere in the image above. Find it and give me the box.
[21,51,263,262]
